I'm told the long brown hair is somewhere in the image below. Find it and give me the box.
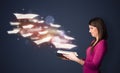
[89,17,108,52]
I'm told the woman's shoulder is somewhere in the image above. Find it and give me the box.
[99,39,107,43]
[96,39,107,46]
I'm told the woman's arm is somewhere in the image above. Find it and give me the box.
[73,57,85,65]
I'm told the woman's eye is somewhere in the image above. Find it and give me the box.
[90,28,93,29]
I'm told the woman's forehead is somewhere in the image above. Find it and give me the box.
[89,25,95,28]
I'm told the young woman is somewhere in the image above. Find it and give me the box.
[63,17,108,73]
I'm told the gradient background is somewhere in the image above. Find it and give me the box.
[0,0,120,73]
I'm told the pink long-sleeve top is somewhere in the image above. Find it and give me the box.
[83,39,107,73]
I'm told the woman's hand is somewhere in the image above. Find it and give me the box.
[63,52,79,61]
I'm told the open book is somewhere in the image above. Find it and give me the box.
[57,50,78,56]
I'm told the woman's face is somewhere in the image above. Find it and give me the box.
[89,25,98,38]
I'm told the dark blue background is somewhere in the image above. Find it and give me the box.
[0,0,120,73]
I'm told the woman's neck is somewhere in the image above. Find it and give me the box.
[92,37,99,46]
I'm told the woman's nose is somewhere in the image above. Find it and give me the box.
[89,30,91,33]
